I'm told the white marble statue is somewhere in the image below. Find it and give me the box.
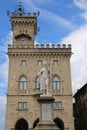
[38,61,52,95]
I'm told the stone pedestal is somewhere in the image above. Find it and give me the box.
[35,95,60,130]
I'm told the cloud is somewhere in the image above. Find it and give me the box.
[73,0,87,21]
[35,0,64,6]
[0,96,6,130]
[41,9,74,30]
[80,11,87,21]
[60,24,87,94]
[0,95,6,104]
[0,31,12,89]
[23,0,75,30]
[35,0,54,4]
[0,58,8,87]
[73,0,87,10]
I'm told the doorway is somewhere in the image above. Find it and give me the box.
[15,118,28,130]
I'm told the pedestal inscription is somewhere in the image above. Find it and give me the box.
[42,103,52,121]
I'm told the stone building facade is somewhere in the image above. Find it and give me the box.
[5,4,74,130]
[74,83,87,130]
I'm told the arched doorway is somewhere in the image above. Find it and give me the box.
[15,118,28,130]
[33,118,39,128]
[54,118,64,130]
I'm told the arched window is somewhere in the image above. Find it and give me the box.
[21,60,26,66]
[37,60,42,65]
[52,76,60,90]
[53,60,58,65]
[36,77,40,89]
[19,76,27,90]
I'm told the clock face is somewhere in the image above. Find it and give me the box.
[21,39,26,44]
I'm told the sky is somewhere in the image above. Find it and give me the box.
[0,0,87,130]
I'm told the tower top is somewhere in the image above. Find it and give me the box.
[9,3,40,17]
[8,3,40,47]
[15,2,25,16]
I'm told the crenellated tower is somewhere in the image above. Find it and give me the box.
[11,3,39,47]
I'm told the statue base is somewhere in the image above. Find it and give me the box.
[35,95,60,130]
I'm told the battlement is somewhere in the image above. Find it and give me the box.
[10,3,40,18]
[11,12,39,17]
[8,44,71,49]
[35,44,71,48]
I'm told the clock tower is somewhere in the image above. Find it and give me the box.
[11,3,38,47]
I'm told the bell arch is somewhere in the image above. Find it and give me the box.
[54,118,64,130]
[15,118,28,130]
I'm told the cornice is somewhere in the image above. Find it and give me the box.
[7,44,72,57]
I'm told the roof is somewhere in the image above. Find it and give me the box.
[74,83,87,97]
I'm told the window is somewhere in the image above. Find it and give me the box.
[53,60,58,65]
[58,102,62,108]
[53,102,62,109]
[19,76,27,90]
[18,102,27,109]
[52,76,60,90]
[21,60,26,66]
[36,77,40,89]
[37,60,42,65]
[53,102,56,108]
